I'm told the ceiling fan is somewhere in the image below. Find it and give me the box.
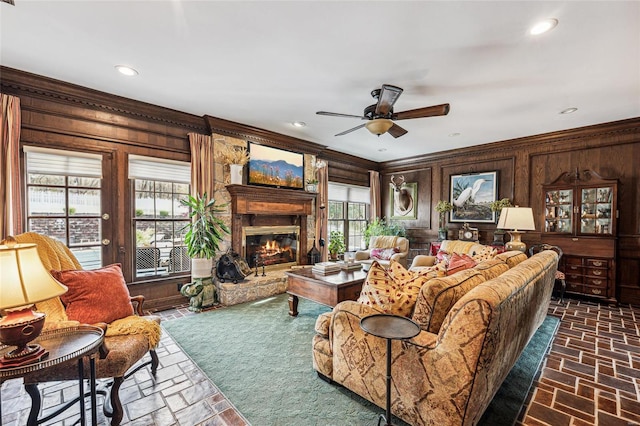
[316,84,450,138]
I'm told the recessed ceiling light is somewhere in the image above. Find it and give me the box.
[378,148,387,152]
[530,18,558,36]
[449,132,461,137]
[115,65,138,76]
[292,121,306,128]
[560,107,578,115]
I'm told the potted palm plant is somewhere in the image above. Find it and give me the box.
[180,192,230,278]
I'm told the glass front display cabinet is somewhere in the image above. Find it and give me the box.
[542,170,618,303]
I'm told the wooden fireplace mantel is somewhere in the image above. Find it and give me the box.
[226,184,316,216]
[226,185,316,264]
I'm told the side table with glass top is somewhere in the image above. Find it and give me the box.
[0,325,104,426]
[360,314,420,426]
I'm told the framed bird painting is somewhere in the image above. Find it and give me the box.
[449,171,498,223]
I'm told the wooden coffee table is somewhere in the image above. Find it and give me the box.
[285,267,367,316]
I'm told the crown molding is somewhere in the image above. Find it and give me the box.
[0,66,207,132]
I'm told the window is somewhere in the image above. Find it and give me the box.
[327,183,370,251]
[129,155,191,279]
[25,147,103,269]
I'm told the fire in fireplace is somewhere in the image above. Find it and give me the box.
[242,225,300,269]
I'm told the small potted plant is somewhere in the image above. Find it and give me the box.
[216,144,250,185]
[180,192,230,278]
[435,200,453,240]
[490,198,513,245]
[328,230,346,260]
[306,177,319,193]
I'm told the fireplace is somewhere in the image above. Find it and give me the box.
[226,184,316,267]
[243,225,299,268]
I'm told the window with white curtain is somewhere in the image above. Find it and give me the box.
[25,146,103,269]
[129,155,191,279]
[327,183,370,251]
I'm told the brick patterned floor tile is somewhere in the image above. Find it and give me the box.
[3,297,639,426]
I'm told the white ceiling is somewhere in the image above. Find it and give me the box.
[1,1,639,162]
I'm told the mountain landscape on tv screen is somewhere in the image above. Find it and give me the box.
[249,159,303,188]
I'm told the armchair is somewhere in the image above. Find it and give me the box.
[13,232,161,425]
[355,236,409,268]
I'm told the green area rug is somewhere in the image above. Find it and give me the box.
[163,294,559,426]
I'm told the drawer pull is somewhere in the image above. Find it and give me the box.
[593,270,603,276]
[570,266,579,270]
[592,261,603,267]
[591,289,602,295]
[592,279,602,285]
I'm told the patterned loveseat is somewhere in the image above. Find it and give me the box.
[312,250,558,426]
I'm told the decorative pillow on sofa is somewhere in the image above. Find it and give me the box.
[356,260,425,316]
[446,253,477,276]
[436,250,450,263]
[471,246,498,262]
[370,247,399,260]
[52,263,134,324]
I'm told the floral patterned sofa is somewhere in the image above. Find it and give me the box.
[312,249,558,426]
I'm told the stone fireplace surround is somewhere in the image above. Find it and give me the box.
[217,184,316,305]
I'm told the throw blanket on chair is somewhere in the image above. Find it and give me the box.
[14,232,161,349]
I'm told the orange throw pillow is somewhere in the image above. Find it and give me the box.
[446,253,477,276]
[53,263,134,324]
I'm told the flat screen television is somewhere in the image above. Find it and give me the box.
[247,142,304,190]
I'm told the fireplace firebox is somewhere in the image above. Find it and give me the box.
[243,225,300,269]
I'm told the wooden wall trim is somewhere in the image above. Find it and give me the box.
[1,66,207,132]
[381,118,640,171]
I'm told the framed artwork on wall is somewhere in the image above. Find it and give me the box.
[389,181,418,220]
[449,171,497,223]
[247,142,304,189]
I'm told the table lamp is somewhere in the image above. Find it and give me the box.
[0,237,68,368]
[496,207,536,253]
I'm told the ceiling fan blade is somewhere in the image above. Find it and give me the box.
[394,103,450,120]
[317,111,366,119]
[375,84,403,116]
[335,123,367,137]
[387,123,408,138]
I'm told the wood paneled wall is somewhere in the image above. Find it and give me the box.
[2,66,638,305]
[0,67,376,310]
[380,118,640,305]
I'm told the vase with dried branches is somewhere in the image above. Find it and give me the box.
[216,145,250,184]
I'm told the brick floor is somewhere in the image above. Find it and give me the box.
[2,298,639,425]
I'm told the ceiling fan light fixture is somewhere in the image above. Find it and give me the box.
[365,119,393,136]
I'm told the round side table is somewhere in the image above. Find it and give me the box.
[0,325,104,426]
[360,314,420,426]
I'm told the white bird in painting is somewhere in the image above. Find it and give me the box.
[453,179,486,208]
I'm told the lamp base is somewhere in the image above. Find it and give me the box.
[505,231,527,253]
[0,344,48,368]
[0,307,48,369]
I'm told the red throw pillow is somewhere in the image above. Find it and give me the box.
[53,263,134,324]
[436,250,450,263]
[370,247,399,260]
[446,253,477,276]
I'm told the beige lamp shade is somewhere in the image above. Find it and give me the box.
[496,207,535,231]
[365,119,394,135]
[0,241,68,310]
